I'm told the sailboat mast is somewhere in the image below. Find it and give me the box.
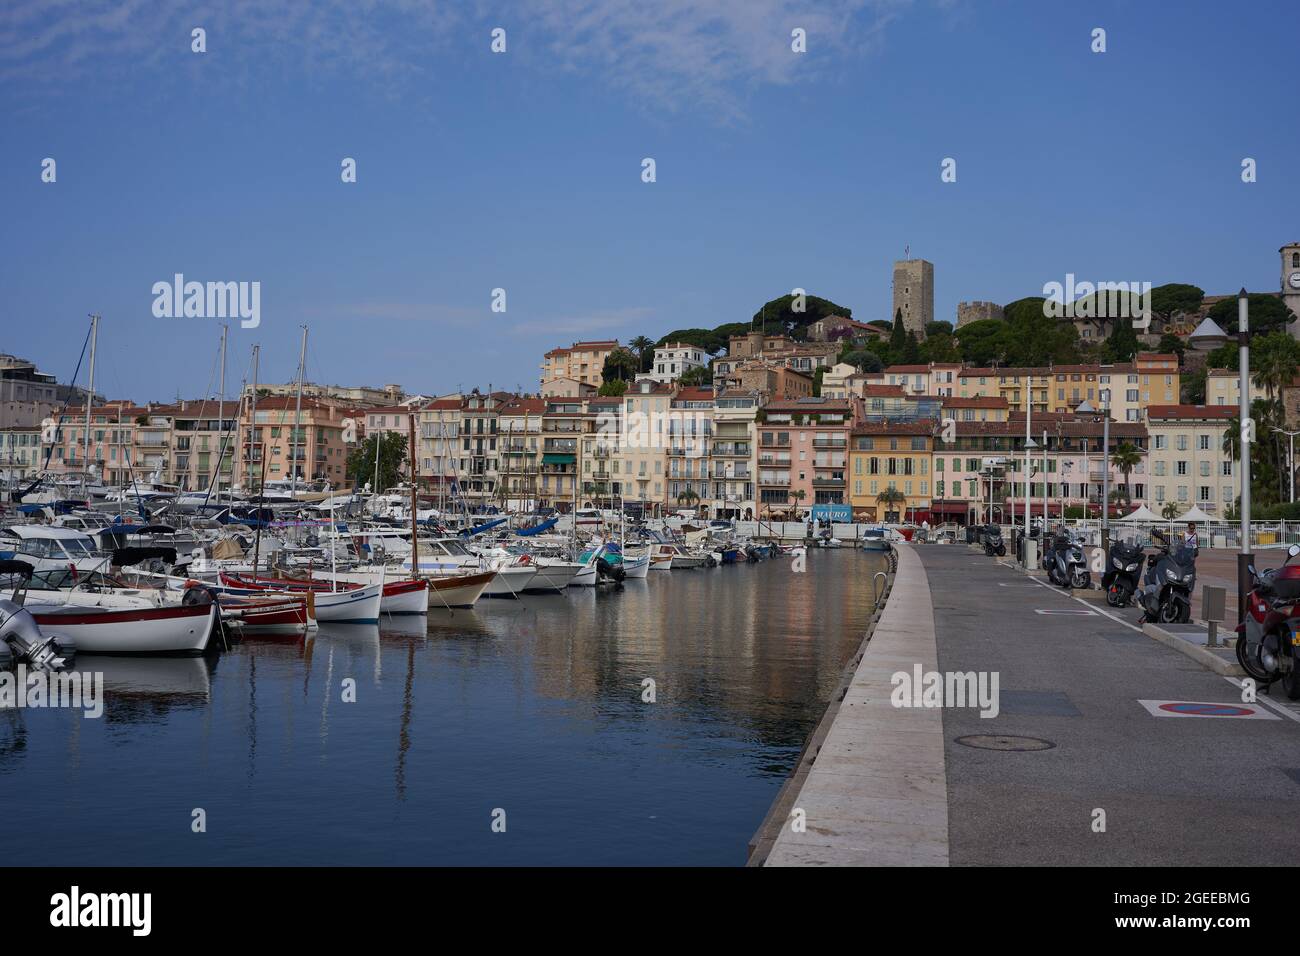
[292,325,307,496]
[408,413,419,580]
[247,344,260,492]
[218,323,227,500]
[82,313,99,493]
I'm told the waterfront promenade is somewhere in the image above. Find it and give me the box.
[763,542,1300,866]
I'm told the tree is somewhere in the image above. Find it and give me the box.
[954,318,1006,366]
[629,335,656,372]
[676,487,700,510]
[1109,442,1142,507]
[889,308,907,354]
[1157,332,1185,363]
[677,365,712,387]
[876,487,907,520]
[601,347,640,383]
[1161,501,1182,520]
[919,331,961,363]
[902,330,921,364]
[925,320,954,337]
[1101,318,1142,363]
[1150,284,1204,331]
[840,349,884,373]
[788,488,806,518]
[750,293,854,338]
[598,378,628,397]
[1209,293,1296,336]
[346,432,408,492]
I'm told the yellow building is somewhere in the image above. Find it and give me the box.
[847,419,935,522]
[540,340,620,390]
[956,354,1179,421]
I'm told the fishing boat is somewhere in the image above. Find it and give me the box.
[650,542,707,570]
[401,538,536,597]
[220,595,316,635]
[30,602,219,655]
[218,572,385,624]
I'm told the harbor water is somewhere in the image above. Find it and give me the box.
[0,549,888,865]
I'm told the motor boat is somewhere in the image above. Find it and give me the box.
[30,602,219,655]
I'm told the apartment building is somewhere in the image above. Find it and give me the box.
[1145,405,1237,517]
[711,389,759,520]
[933,414,1149,524]
[858,385,943,422]
[756,397,854,515]
[884,363,961,397]
[241,397,355,490]
[0,352,99,428]
[540,397,587,509]
[647,343,707,384]
[619,379,674,513]
[165,399,239,492]
[540,340,620,390]
[1206,368,1268,408]
[719,361,814,400]
[41,402,155,487]
[418,397,464,496]
[497,396,546,510]
[939,396,1010,423]
[847,419,935,522]
[665,387,714,513]
[456,391,504,506]
[0,426,41,480]
[583,395,623,505]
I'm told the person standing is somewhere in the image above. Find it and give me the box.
[1183,522,1199,556]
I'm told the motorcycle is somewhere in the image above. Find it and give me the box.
[1101,538,1144,607]
[1236,544,1300,699]
[982,524,1006,557]
[1044,531,1090,589]
[1136,530,1195,624]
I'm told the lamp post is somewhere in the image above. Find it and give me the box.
[1238,289,1252,624]
[1271,427,1300,503]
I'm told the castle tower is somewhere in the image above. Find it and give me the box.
[892,257,934,337]
[1283,242,1300,334]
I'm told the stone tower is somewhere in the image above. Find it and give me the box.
[1283,242,1300,334]
[892,258,934,337]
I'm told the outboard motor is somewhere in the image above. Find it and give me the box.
[595,556,626,583]
[0,599,73,670]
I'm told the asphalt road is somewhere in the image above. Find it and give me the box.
[918,544,1300,866]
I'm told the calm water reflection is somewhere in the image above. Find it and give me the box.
[0,549,886,865]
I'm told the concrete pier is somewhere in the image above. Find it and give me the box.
[762,542,949,866]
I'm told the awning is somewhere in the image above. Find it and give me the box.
[542,453,575,464]
[929,501,970,515]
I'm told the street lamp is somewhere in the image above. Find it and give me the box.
[1271,427,1300,503]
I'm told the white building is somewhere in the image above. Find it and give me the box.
[647,343,707,384]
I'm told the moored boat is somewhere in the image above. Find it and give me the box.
[31,602,219,656]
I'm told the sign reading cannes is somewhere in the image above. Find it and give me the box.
[1137,699,1280,720]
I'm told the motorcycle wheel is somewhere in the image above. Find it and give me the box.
[1158,601,1180,624]
[1106,586,1123,607]
[1175,601,1191,624]
[996,545,1006,556]
[1236,635,1273,682]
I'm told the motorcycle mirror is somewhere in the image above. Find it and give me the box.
[1248,565,1256,577]
[1289,545,1300,558]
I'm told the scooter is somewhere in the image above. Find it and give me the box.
[1045,531,1089,589]
[982,525,1006,557]
[1101,538,1144,607]
[1236,544,1300,699]
[1136,530,1196,624]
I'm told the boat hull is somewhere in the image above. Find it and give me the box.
[31,603,218,656]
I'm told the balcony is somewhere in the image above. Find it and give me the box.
[759,476,791,487]
[713,442,751,457]
[812,477,845,487]
[812,438,847,449]
[760,437,792,448]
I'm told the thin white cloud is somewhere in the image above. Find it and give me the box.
[1,0,910,117]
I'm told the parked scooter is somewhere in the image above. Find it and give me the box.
[1236,544,1300,699]
[1101,537,1145,607]
[1044,530,1090,589]
[1136,528,1196,624]
[982,524,1006,557]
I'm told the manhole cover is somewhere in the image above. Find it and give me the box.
[955,734,1056,752]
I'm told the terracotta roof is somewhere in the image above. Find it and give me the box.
[761,397,853,412]
[851,419,937,436]
[672,387,716,402]
[1146,405,1236,420]
[500,397,547,415]
[885,365,932,373]
[860,384,908,397]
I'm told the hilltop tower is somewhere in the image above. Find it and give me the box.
[1283,242,1300,334]
[892,257,934,337]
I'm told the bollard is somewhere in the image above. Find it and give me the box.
[1201,585,1226,648]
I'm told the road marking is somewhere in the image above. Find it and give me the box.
[1137,699,1279,720]
[1033,608,1097,616]
[1222,677,1300,724]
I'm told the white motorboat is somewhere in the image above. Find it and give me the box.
[403,538,536,598]
[0,526,107,574]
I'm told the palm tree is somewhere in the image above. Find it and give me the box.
[630,335,655,372]
[876,487,907,521]
[1109,441,1142,508]
[676,487,700,512]
[1160,501,1181,520]
[788,488,806,519]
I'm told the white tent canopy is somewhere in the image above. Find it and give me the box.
[1119,504,1158,521]
[1178,504,1215,523]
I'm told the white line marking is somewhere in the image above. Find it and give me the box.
[1034,608,1097,616]
[1222,677,1300,724]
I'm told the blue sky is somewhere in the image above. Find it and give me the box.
[3,0,1297,403]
